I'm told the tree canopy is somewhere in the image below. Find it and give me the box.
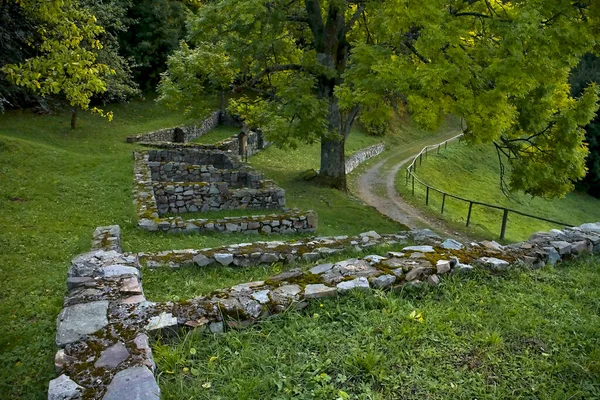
[1,0,115,123]
[159,0,600,195]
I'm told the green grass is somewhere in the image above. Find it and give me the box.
[192,125,240,144]
[396,142,600,242]
[0,98,407,398]
[154,257,600,399]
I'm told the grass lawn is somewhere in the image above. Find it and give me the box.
[154,256,600,399]
[192,125,241,144]
[0,98,406,398]
[396,141,600,243]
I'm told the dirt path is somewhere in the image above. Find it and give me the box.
[353,135,470,242]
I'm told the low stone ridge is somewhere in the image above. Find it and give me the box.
[136,230,439,269]
[48,223,600,398]
[345,143,385,174]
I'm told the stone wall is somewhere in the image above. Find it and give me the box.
[48,222,600,399]
[133,151,315,234]
[139,129,269,157]
[149,162,262,187]
[153,180,285,215]
[147,148,236,168]
[126,111,221,143]
[345,143,385,174]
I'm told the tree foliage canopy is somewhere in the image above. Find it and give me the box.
[1,0,114,119]
[160,0,600,195]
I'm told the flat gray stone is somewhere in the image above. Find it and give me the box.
[337,277,370,292]
[428,274,441,286]
[134,333,156,372]
[579,222,600,233]
[542,247,560,266]
[209,322,224,334]
[360,231,382,239]
[260,253,279,263]
[272,284,302,299]
[480,240,504,251]
[310,263,334,275]
[304,284,337,299]
[372,274,396,289]
[48,374,83,400]
[477,257,510,271]
[387,251,405,258]
[144,312,178,332]
[436,260,452,275]
[550,241,572,255]
[95,342,129,369]
[335,259,379,278]
[193,254,213,267]
[452,264,474,275]
[101,265,140,278]
[56,301,109,347]
[572,241,592,255]
[103,366,160,400]
[441,239,464,250]
[214,253,234,266]
[405,267,432,281]
[403,245,435,253]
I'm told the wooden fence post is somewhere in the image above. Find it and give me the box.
[412,175,415,196]
[466,202,473,227]
[441,193,446,214]
[500,209,509,240]
[426,187,430,205]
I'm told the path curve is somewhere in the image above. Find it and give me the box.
[354,138,470,242]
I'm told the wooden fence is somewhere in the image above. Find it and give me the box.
[404,135,573,240]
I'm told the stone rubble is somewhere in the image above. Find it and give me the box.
[48,223,600,399]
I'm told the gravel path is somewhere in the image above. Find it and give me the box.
[353,135,470,242]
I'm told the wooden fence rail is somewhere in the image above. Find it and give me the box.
[404,135,573,240]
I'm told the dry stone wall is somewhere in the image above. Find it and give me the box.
[149,162,263,187]
[134,150,316,234]
[126,111,221,143]
[345,143,385,174]
[153,180,285,215]
[48,222,600,399]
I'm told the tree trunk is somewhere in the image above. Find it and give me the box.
[70,107,78,129]
[320,137,347,190]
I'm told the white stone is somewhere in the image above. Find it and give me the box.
[48,374,83,400]
[372,274,396,289]
[477,257,510,271]
[337,277,370,292]
[251,290,271,304]
[144,312,178,332]
[364,255,387,265]
[304,284,337,299]
[436,260,452,275]
[441,239,464,250]
[403,245,435,253]
[214,253,234,266]
[360,231,382,239]
[579,222,600,233]
[101,264,140,278]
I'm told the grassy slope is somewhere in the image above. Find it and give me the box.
[396,142,600,242]
[0,99,405,398]
[192,125,240,144]
[155,258,600,399]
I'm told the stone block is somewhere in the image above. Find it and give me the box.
[56,301,109,347]
[337,277,370,292]
[48,374,83,400]
[372,274,396,289]
[214,253,234,266]
[403,245,435,253]
[304,284,337,299]
[95,342,130,369]
[103,366,160,400]
[436,260,452,275]
[476,257,510,271]
[441,239,464,250]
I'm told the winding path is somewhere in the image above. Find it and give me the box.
[353,133,470,242]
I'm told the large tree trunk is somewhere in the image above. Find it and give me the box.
[320,136,347,190]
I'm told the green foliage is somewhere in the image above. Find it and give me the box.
[119,0,192,90]
[154,258,600,399]
[1,0,114,118]
[396,142,600,242]
[159,0,600,195]
[81,0,141,103]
